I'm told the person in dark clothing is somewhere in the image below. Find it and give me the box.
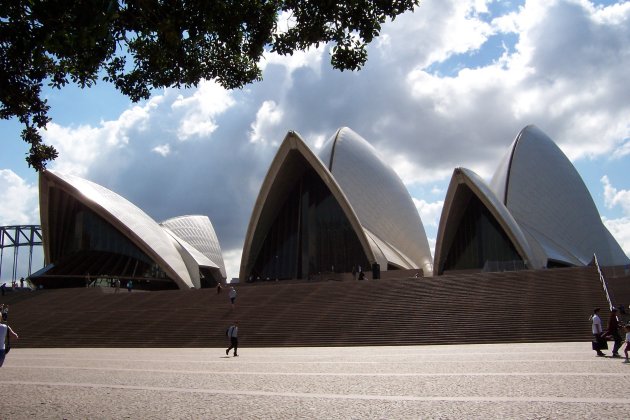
[591,308,605,357]
[225,321,239,357]
[605,307,623,358]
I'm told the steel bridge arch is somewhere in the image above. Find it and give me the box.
[0,225,43,284]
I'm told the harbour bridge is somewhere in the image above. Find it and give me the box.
[0,225,43,285]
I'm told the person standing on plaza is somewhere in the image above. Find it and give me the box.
[591,308,606,357]
[229,286,237,309]
[127,279,133,292]
[0,320,19,367]
[605,307,623,358]
[225,320,239,357]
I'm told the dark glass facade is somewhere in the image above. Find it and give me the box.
[251,168,369,280]
[36,187,176,289]
[443,194,523,272]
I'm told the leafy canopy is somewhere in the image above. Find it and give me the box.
[0,0,419,171]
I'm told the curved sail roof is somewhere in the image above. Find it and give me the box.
[239,131,375,279]
[434,167,543,275]
[161,215,226,278]
[40,171,196,288]
[319,127,433,275]
[240,128,434,279]
[490,125,629,267]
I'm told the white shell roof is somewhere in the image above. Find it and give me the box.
[319,128,433,275]
[490,125,629,267]
[239,131,376,279]
[161,215,226,278]
[40,170,195,288]
[434,167,543,274]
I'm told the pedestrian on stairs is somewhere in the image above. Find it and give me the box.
[226,321,239,357]
[229,286,237,309]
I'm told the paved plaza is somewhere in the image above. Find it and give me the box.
[1,342,629,419]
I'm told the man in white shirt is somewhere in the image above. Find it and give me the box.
[226,321,239,357]
[1,321,19,367]
[591,308,605,357]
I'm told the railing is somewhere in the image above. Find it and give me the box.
[593,254,614,310]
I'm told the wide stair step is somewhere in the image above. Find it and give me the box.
[3,266,624,348]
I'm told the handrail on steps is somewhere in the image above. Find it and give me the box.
[593,253,614,311]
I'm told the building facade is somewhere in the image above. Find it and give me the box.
[239,128,434,281]
[434,125,630,274]
[35,170,226,289]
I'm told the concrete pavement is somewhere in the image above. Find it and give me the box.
[1,342,629,419]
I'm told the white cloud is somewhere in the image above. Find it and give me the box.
[602,217,630,259]
[413,198,444,227]
[398,0,630,167]
[152,144,171,157]
[431,185,445,195]
[389,153,453,185]
[43,98,159,177]
[0,170,39,225]
[377,0,495,68]
[222,248,243,281]
[602,175,630,215]
[427,236,437,261]
[172,80,236,141]
[612,138,630,159]
[249,100,284,144]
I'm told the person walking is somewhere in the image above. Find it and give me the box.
[605,307,623,358]
[0,320,19,367]
[1,304,8,322]
[229,286,237,309]
[127,280,133,292]
[591,308,606,357]
[225,321,239,357]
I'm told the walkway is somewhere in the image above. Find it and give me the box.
[1,342,629,419]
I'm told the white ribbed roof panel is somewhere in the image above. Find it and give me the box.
[161,215,226,278]
[319,127,433,275]
[491,125,629,267]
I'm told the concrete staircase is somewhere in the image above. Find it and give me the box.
[1,266,616,348]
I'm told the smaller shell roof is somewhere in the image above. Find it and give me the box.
[319,127,433,274]
[161,215,226,278]
[40,170,195,288]
[490,125,629,267]
[434,167,543,274]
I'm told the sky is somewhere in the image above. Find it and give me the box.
[1,0,629,282]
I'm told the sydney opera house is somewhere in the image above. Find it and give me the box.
[32,125,629,289]
[434,125,629,274]
[33,170,226,290]
[239,128,434,281]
